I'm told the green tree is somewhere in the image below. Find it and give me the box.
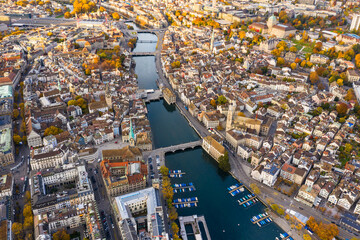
[218,152,230,172]
[217,95,227,105]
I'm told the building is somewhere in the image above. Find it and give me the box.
[350,14,360,31]
[163,88,176,105]
[113,187,168,240]
[0,174,13,198]
[100,159,147,197]
[295,185,320,207]
[347,69,360,82]
[30,146,69,171]
[202,136,226,161]
[88,101,108,113]
[0,128,14,166]
[102,146,142,162]
[31,165,95,215]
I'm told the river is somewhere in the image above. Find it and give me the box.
[132,26,284,240]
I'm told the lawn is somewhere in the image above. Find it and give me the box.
[291,39,315,53]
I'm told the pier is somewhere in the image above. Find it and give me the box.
[179,215,211,240]
[173,183,196,192]
[169,172,185,178]
[229,184,244,194]
[251,213,270,224]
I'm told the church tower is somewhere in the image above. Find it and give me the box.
[129,119,136,147]
[105,83,112,108]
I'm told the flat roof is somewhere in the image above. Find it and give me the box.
[0,85,12,99]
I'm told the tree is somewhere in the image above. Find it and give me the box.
[168,206,178,221]
[277,57,285,66]
[289,46,297,52]
[303,234,312,240]
[310,72,319,85]
[345,89,356,101]
[23,203,33,218]
[306,216,318,232]
[345,143,353,153]
[44,126,63,136]
[171,222,179,235]
[159,166,169,177]
[13,109,19,119]
[336,78,343,86]
[25,191,31,202]
[112,12,120,20]
[53,230,70,240]
[99,6,105,12]
[64,11,71,18]
[336,102,348,116]
[290,62,297,70]
[218,152,230,172]
[217,95,227,105]
[210,99,217,108]
[12,222,23,238]
[250,183,260,194]
[237,112,246,117]
[13,134,21,145]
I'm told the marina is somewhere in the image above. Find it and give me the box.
[173,197,199,208]
[169,170,186,178]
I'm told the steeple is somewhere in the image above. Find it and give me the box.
[210,28,215,55]
[57,78,61,92]
[129,118,135,147]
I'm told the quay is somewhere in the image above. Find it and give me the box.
[179,215,211,240]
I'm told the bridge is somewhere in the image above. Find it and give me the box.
[143,140,202,165]
[137,40,157,43]
[144,89,162,102]
[12,18,76,27]
[130,52,155,56]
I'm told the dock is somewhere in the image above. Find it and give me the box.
[173,183,196,193]
[228,184,244,196]
[237,194,259,207]
[279,232,294,240]
[169,172,185,178]
[173,197,198,204]
[179,215,211,240]
[251,213,270,224]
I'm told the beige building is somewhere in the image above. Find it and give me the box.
[202,136,226,161]
[163,88,176,105]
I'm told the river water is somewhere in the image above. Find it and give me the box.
[132,29,284,240]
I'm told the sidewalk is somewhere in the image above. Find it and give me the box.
[270,213,303,240]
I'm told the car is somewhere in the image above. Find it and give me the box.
[115,141,118,144]
[299,207,303,210]
[150,165,153,170]
[156,155,159,161]
[112,224,114,229]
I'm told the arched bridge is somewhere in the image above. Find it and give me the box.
[130,52,156,56]
[144,140,202,159]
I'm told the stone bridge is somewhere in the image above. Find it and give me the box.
[130,52,156,56]
[143,140,202,162]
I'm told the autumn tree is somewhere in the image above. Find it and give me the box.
[303,234,312,240]
[159,166,169,177]
[277,57,285,66]
[309,72,319,85]
[13,109,19,119]
[289,46,297,52]
[336,102,348,117]
[217,95,227,105]
[290,62,297,70]
[44,126,63,136]
[13,134,22,145]
[336,78,343,86]
[345,89,356,101]
[53,230,70,240]
[250,183,260,194]
[112,12,120,20]
[12,222,23,239]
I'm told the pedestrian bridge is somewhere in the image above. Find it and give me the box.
[137,40,157,43]
[130,52,156,56]
[144,140,202,157]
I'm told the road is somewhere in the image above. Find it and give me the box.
[86,161,121,240]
